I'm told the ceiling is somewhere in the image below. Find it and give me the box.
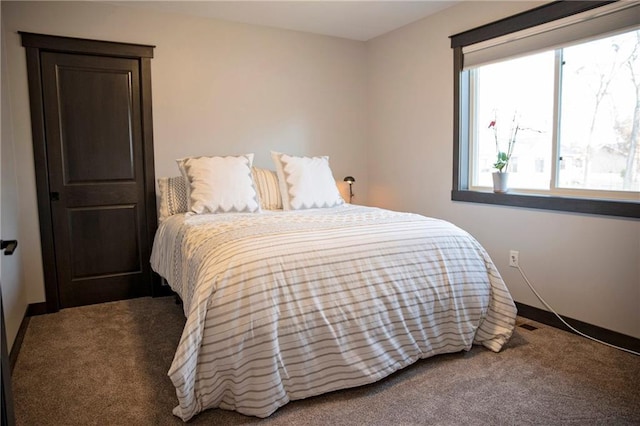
[112,1,460,41]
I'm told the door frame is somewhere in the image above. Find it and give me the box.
[20,32,160,313]
[1,283,16,426]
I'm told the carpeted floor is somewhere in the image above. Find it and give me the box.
[11,296,640,425]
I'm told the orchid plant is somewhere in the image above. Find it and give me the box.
[489,112,520,174]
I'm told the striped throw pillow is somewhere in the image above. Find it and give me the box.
[157,176,188,222]
[252,167,282,210]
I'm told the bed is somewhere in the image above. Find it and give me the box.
[150,153,517,421]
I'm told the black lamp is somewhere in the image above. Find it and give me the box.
[343,176,355,203]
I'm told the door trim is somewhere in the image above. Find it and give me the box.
[1,283,16,426]
[20,32,158,313]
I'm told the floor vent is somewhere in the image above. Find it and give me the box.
[519,323,538,331]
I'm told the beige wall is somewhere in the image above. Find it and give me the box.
[367,1,640,338]
[1,1,368,348]
[1,20,28,351]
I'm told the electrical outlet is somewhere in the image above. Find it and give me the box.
[509,250,519,268]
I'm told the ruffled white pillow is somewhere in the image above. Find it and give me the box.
[271,151,344,210]
[177,154,260,214]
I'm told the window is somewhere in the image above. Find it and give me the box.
[558,32,639,193]
[451,1,640,218]
[470,51,555,191]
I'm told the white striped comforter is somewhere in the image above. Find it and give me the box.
[150,205,516,421]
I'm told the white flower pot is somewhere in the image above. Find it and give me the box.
[492,172,509,193]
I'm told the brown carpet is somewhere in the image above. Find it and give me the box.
[11,296,640,425]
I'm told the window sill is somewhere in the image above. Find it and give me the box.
[451,189,639,219]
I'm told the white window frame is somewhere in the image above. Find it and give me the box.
[466,44,639,202]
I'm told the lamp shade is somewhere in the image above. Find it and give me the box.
[343,176,355,184]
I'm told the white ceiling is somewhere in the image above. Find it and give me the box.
[112,1,459,41]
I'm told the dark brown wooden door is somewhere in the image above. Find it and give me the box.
[40,52,152,308]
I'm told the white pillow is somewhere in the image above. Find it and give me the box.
[271,151,344,210]
[252,167,282,210]
[157,175,188,222]
[177,154,260,214]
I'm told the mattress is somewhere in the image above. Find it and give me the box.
[150,204,517,420]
